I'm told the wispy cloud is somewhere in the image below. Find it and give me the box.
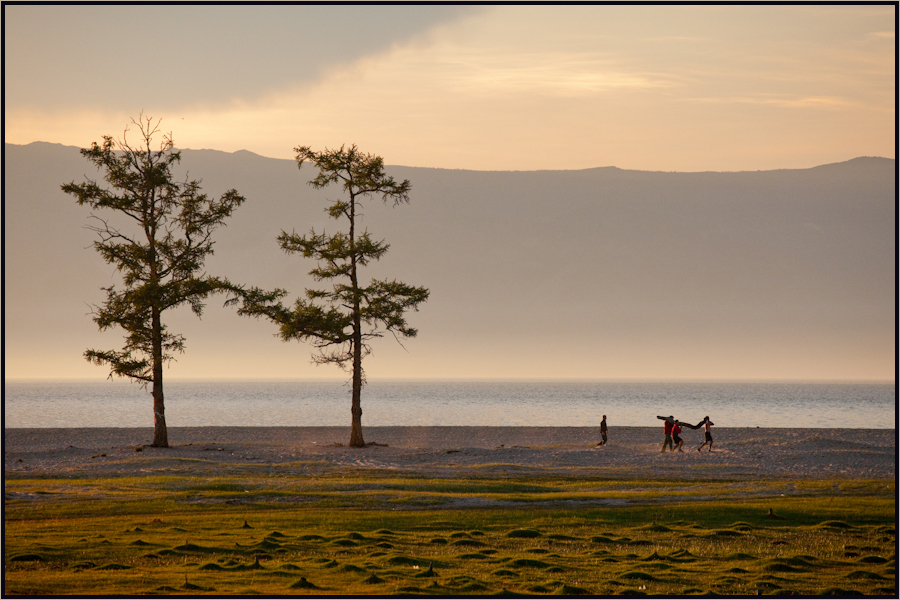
[639,35,712,43]
[688,95,859,110]
[424,51,673,96]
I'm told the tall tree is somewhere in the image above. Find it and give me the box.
[62,116,245,448]
[235,144,429,447]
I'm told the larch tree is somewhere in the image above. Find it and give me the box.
[234,144,429,447]
[62,116,246,448]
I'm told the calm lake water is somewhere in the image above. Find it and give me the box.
[3,380,894,429]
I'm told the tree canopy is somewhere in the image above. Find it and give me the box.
[235,144,429,447]
[62,115,245,447]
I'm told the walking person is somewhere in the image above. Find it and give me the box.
[597,415,608,446]
[697,416,714,452]
[672,420,684,452]
[657,415,675,452]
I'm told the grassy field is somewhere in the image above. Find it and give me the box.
[4,472,896,596]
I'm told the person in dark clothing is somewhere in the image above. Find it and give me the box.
[597,415,608,446]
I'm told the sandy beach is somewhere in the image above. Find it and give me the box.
[4,426,894,481]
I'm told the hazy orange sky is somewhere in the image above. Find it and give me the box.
[4,5,895,171]
[3,5,895,383]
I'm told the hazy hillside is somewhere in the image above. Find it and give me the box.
[4,142,895,380]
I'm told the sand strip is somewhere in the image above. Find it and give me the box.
[4,426,894,481]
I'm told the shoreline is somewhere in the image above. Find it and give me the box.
[2,425,895,446]
[4,425,895,453]
[4,426,895,481]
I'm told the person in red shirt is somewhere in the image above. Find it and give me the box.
[657,415,675,452]
[672,420,684,452]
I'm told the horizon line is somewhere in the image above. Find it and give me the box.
[6,376,895,385]
[6,141,894,175]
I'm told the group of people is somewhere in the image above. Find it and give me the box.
[594,414,714,452]
[657,415,714,452]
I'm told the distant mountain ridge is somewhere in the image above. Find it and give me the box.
[13,140,891,172]
[4,142,895,381]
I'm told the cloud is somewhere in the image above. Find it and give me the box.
[688,95,858,110]
[4,5,479,112]
[404,50,672,97]
[5,5,894,172]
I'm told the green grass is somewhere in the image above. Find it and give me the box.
[4,472,895,596]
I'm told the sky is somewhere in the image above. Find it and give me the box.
[4,4,895,171]
[3,5,896,384]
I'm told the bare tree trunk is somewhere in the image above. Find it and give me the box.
[349,319,365,447]
[150,306,168,448]
[347,191,365,448]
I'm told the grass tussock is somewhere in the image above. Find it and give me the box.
[3,471,894,596]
